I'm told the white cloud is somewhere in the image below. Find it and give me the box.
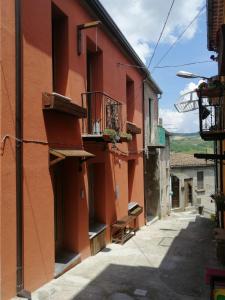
[159,108,199,133]
[100,0,204,63]
[180,81,201,96]
[160,81,203,133]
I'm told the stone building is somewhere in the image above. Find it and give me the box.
[170,153,215,215]
[143,78,170,221]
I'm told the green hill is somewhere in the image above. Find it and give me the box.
[170,133,213,154]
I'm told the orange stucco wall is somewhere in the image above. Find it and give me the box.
[0,0,145,298]
[0,1,17,299]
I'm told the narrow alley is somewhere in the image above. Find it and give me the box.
[30,211,219,300]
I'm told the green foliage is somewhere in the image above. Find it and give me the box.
[170,133,213,154]
[119,132,132,141]
[103,128,117,139]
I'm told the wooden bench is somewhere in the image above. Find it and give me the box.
[111,215,136,244]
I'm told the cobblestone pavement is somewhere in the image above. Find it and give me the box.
[16,210,223,300]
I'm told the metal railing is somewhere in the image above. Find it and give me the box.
[81,91,123,135]
[198,93,225,140]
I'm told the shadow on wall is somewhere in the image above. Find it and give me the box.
[68,216,215,299]
[145,149,160,217]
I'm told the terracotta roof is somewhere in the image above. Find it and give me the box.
[170,153,214,168]
[207,0,225,51]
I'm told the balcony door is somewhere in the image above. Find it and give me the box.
[86,40,103,134]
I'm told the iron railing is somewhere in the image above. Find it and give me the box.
[81,91,123,135]
[198,91,225,140]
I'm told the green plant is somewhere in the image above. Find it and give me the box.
[103,128,117,139]
[119,132,132,142]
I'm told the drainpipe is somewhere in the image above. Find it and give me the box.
[15,0,23,293]
[142,78,147,222]
[15,1,31,298]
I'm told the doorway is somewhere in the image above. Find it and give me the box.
[128,160,135,203]
[184,178,193,207]
[171,175,180,208]
[53,162,64,256]
[51,159,80,277]
[88,163,106,255]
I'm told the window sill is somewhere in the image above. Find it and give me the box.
[196,189,205,193]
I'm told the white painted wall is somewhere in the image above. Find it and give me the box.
[171,166,215,215]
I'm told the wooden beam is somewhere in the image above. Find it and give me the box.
[42,93,87,118]
[194,153,225,160]
[126,121,141,135]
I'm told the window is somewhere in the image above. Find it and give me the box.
[149,98,152,142]
[52,4,68,94]
[126,76,134,122]
[197,171,204,190]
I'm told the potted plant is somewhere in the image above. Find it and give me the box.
[119,132,132,142]
[103,128,118,142]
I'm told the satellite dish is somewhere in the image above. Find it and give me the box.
[174,90,199,113]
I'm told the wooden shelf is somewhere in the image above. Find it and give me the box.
[42,92,87,118]
[126,121,141,135]
[200,130,225,141]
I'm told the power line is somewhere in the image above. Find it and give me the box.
[147,0,176,69]
[152,5,206,72]
[155,60,213,69]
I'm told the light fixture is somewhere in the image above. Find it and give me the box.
[176,71,210,80]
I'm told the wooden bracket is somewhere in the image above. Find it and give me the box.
[49,149,65,167]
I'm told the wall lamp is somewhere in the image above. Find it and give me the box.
[77,21,101,55]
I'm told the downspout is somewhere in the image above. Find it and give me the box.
[142,78,147,222]
[15,0,23,293]
[15,1,31,298]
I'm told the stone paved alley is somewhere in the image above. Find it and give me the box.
[27,211,222,300]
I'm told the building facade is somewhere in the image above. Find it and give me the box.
[143,79,170,221]
[0,1,161,299]
[170,153,215,215]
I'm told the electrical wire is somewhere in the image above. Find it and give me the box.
[0,134,83,154]
[152,5,206,72]
[155,60,213,69]
[147,0,176,69]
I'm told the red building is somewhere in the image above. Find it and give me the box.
[0,0,160,299]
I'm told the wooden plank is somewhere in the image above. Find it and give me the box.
[129,206,143,217]
[126,121,141,134]
[194,153,225,160]
[51,149,95,158]
[90,230,106,255]
[42,92,87,118]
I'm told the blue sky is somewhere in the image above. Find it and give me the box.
[100,0,218,133]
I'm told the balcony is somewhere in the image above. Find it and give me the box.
[81,91,123,142]
[197,88,225,141]
[156,125,166,147]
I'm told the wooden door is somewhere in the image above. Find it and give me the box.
[172,176,180,208]
[184,179,193,207]
[53,163,64,256]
